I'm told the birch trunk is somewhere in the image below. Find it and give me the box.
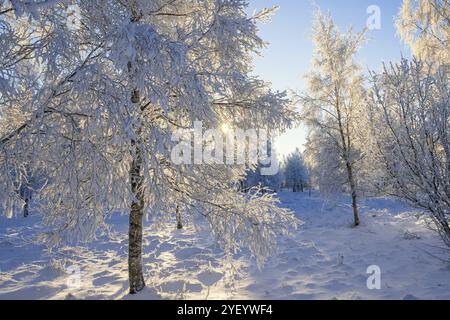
[128,137,146,294]
[176,205,183,229]
[346,161,360,226]
[128,85,146,294]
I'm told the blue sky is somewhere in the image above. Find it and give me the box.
[247,0,411,158]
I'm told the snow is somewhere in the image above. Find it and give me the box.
[0,192,449,300]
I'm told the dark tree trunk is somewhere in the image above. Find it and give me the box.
[128,85,146,294]
[128,142,146,294]
[23,197,29,218]
[335,95,360,227]
[176,205,183,229]
[346,161,360,226]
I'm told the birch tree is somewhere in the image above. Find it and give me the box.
[0,0,298,294]
[283,148,308,192]
[367,59,450,246]
[242,141,282,193]
[298,12,366,226]
[359,0,450,246]
[303,129,347,199]
[396,0,449,65]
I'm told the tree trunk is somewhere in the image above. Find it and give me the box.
[129,142,146,294]
[128,84,146,294]
[346,161,360,226]
[335,92,360,227]
[176,205,183,229]
[23,197,29,218]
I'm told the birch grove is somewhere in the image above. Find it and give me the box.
[0,0,449,299]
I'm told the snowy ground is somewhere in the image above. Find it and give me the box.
[0,192,449,300]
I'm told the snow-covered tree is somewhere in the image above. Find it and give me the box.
[242,141,282,192]
[0,0,298,293]
[0,1,55,218]
[243,167,282,193]
[0,1,52,144]
[303,130,347,199]
[283,148,308,192]
[359,0,450,246]
[366,58,450,246]
[297,12,366,226]
[396,0,449,65]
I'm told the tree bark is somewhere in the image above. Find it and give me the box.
[346,161,360,226]
[176,205,183,229]
[23,197,29,218]
[128,140,146,294]
[128,84,146,294]
[335,90,360,227]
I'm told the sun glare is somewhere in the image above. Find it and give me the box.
[221,123,231,133]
